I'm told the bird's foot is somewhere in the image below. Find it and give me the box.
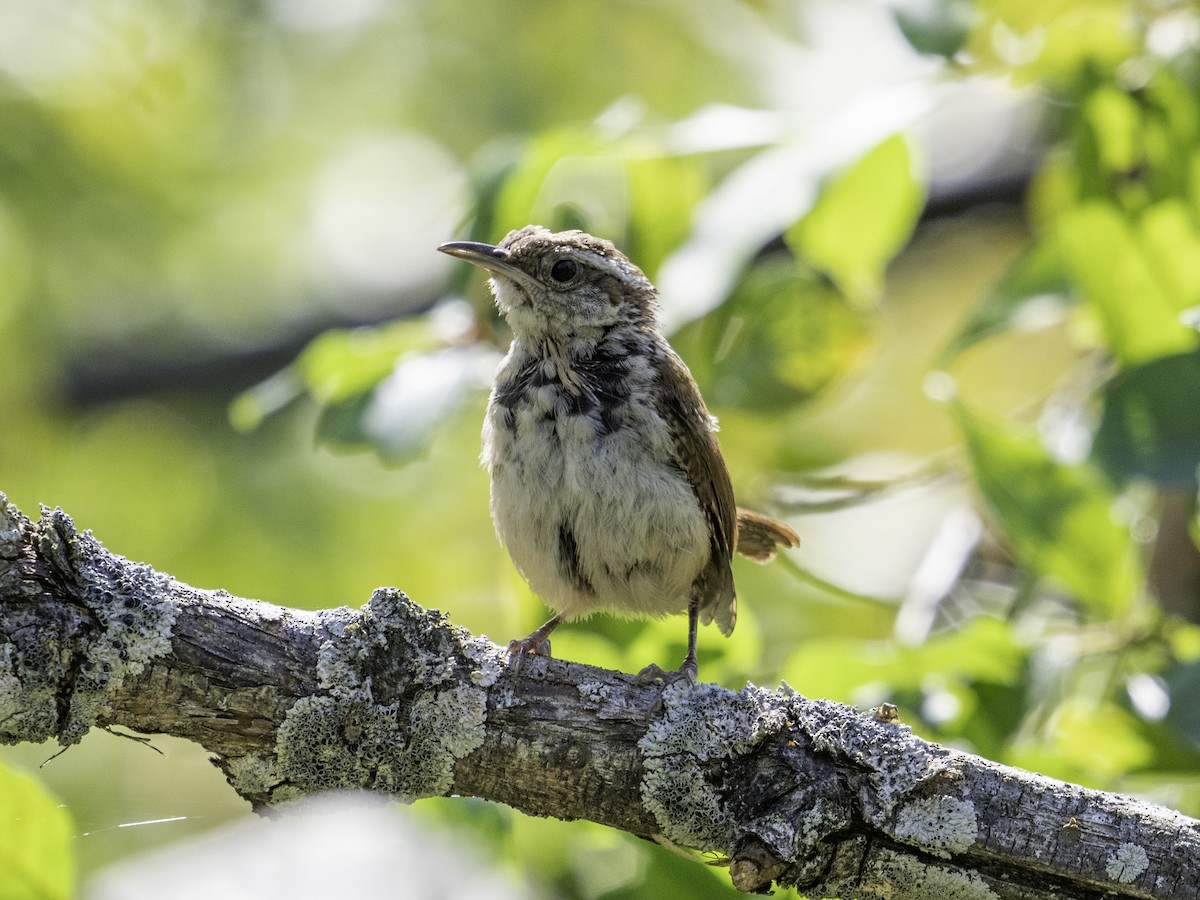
[639,656,698,715]
[637,655,698,687]
[507,635,553,659]
[506,633,553,677]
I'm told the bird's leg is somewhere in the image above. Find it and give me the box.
[507,613,564,664]
[638,601,700,685]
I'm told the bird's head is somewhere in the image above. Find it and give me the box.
[439,225,657,345]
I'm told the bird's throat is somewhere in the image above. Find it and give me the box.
[539,337,585,397]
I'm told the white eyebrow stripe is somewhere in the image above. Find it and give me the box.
[567,249,633,282]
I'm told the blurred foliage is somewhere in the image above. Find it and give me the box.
[0,758,74,900]
[787,133,926,303]
[3,0,1200,897]
[957,404,1142,617]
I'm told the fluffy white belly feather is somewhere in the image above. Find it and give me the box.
[483,376,708,621]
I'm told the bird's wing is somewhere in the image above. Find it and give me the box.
[651,346,738,636]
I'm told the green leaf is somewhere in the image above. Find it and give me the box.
[0,760,74,900]
[623,153,708,279]
[890,0,973,59]
[939,236,1072,362]
[1057,202,1198,364]
[1141,70,1200,199]
[230,319,441,433]
[1083,85,1142,174]
[1049,700,1155,779]
[228,367,304,433]
[1093,351,1200,489]
[317,346,494,462]
[489,128,615,239]
[297,320,439,405]
[787,134,926,303]
[484,126,707,279]
[1165,659,1200,749]
[1139,200,1200,313]
[957,405,1141,617]
[782,617,1025,704]
[965,2,1135,86]
[670,255,868,410]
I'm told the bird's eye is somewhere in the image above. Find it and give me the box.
[549,258,578,284]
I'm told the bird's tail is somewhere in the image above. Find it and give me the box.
[735,509,800,562]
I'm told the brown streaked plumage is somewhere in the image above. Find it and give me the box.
[438,225,799,682]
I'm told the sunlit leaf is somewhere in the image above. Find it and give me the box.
[623,153,708,279]
[671,255,868,410]
[656,85,934,329]
[318,346,497,462]
[230,309,491,463]
[489,128,614,239]
[900,617,1025,684]
[782,617,1025,703]
[957,404,1141,617]
[298,320,440,404]
[1084,85,1142,174]
[229,320,441,433]
[940,236,1072,362]
[1027,153,1082,231]
[1141,70,1200,199]
[1168,621,1200,663]
[1138,200,1200,313]
[1093,351,1200,489]
[966,2,1135,86]
[1050,700,1155,779]
[0,760,74,900]
[484,126,707,279]
[228,368,305,433]
[1057,202,1197,364]
[787,134,925,304]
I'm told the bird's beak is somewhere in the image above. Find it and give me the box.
[438,240,525,282]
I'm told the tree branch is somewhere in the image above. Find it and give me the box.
[1,493,1195,898]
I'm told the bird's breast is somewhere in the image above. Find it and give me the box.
[482,345,710,619]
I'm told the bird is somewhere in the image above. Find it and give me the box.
[438,225,799,683]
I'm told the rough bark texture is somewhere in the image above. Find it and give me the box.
[1,493,1196,898]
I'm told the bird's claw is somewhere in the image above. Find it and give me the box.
[506,635,552,677]
[507,636,552,659]
[637,657,698,687]
[638,657,698,715]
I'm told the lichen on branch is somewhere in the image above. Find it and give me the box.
[1,493,1197,899]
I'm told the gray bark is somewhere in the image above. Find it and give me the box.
[1,493,1195,898]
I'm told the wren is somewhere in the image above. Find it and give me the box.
[439,226,799,683]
